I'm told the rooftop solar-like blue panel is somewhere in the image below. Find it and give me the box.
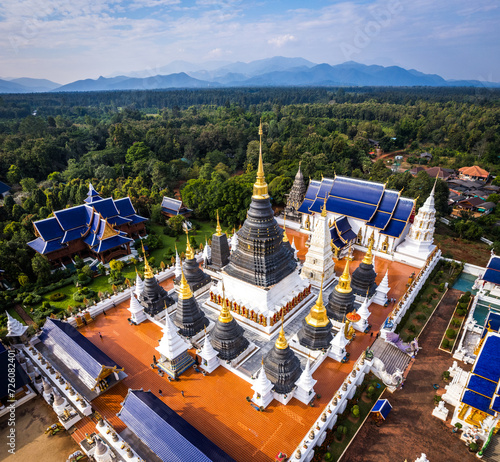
[467,374,497,398]
[91,198,119,218]
[378,190,400,213]
[483,269,500,285]
[487,257,500,272]
[61,226,87,244]
[54,205,88,231]
[96,235,132,253]
[323,197,376,221]
[35,217,64,241]
[317,178,334,199]
[298,199,314,214]
[492,395,500,413]
[118,390,234,462]
[39,319,122,389]
[367,211,392,229]
[331,177,384,205]
[304,181,321,200]
[114,197,136,217]
[392,198,414,221]
[473,334,500,383]
[462,390,495,415]
[381,219,408,238]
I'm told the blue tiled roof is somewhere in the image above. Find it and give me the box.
[317,178,335,199]
[485,312,500,333]
[366,211,392,229]
[96,235,132,253]
[474,334,500,383]
[91,198,119,218]
[34,217,64,241]
[331,177,384,206]
[298,199,314,214]
[483,269,500,285]
[108,216,132,227]
[391,198,414,222]
[324,196,376,221]
[492,395,500,413]
[161,197,182,212]
[487,256,500,272]
[0,181,10,195]
[114,197,136,217]
[61,226,88,244]
[462,390,495,416]
[467,374,497,398]
[372,399,392,419]
[27,237,65,254]
[381,219,408,238]
[84,195,103,204]
[127,214,147,225]
[54,205,88,231]
[38,319,122,390]
[377,190,400,213]
[304,180,321,200]
[118,390,234,462]
[0,343,30,399]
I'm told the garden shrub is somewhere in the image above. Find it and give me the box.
[23,294,42,305]
[49,292,66,302]
[438,283,445,292]
[416,313,426,321]
[442,339,450,349]
[73,287,96,302]
[456,308,466,316]
[451,318,461,327]
[446,328,457,339]
[408,324,417,333]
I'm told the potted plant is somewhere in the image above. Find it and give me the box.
[452,422,462,433]
[469,442,478,453]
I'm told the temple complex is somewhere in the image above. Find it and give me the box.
[28,183,146,266]
[138,252,174,315]
[284,162,307,222]
[327,254,355,321]
[209,210,230,271]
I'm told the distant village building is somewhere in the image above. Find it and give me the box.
[424,166,453,180]
[160,197,192,219]
[459,166,490,182]
[0,181,10,199]
[27,184,146,267]
[419,152,432,160]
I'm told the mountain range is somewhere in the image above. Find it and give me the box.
[1,57,499,93]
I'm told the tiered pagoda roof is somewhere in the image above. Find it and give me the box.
[284,162,307,219]
[327,256,355,321]
[351,236,378,297]
[299,177,414,239]
[174,233,211,291]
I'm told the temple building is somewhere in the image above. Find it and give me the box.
[284,162,307,222]
[351,234,378,298]
[160,196,192,219]
[174,269,209,338]
[208,123,310,334]
[5,311,29,343]
[264,322,302,397]
[175,233,211,294]
[209,211,230,271]
[210,283,249,361]
[138,253,174,316]
[297,276,333,351]
[299,176,416,258]
[300,197,336,287]
[327,255,355,322]
[28,184,146,266]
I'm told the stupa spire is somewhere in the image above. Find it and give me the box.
[185,230,194,260]
[283,212,289,243]
[178,266,193,301]
[362,232,374,265]
[321,195,328,217]
[336,253,352,294]
[305,274,329,328]
[142,242,154,279]
[252,120,269,199]
[216,209,222,236]
[218,282,233,323]
[275,317,288,350]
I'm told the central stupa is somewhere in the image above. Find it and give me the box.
[208,122,310,335]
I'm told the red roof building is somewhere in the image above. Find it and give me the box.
[459,166,490,182]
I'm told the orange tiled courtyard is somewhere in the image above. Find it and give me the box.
[74,239,416,462]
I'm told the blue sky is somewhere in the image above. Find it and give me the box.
[0,0,498,84]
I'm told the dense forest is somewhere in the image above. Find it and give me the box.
[1,86,500,288]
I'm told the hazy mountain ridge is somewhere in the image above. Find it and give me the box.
[1,57,499,93]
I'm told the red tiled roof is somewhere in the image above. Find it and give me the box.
[459,166,489,178]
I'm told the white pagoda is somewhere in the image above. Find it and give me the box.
[329,324,350,362]
[199,331,220,373]
[134,272,143,298]
[300,197,336,287]
[5,311,28,341]
[353,295,371,332]
[251,362,274,409]
[294,358,317,404]
[128,290,146,324]
[373,270,390,306]
[174,246,182,279]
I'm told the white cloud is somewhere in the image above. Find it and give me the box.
[268,34,296,47]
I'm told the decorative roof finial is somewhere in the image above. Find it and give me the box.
[216,209,222,236]
[336,251,352,294]
[283,212,289,243]
[218,281,233,323]
[142,242,154,279]
[275,314,288,349]
[321,195,328,217]
[362,231,374,265]
[178,264,193,301]
[185,230,194,260]
[252,119,269,199]
[305,274,329,327]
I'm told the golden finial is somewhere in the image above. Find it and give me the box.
[185,230,194,260]
[362,231,374,265]
[305,274,330,328]
[275,315,288,350]
[142,242,154,279]
[321,195,328,217]
[252,119,269,199]
[283,212,289,243]
[336,252,352,294]
[216,209,222,236]
[218,281,233,324]
[178,265,193,301]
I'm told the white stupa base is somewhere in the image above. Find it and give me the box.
[252,391,274,409]
[294,387,316,405]
[328,346,346,362]
[187,321,214,345]
[372,288,389,306]
[396,239,436,265]
[200,355,220,373]
[274,391,295,405]
[353,319,369,332]
[432,404,449,421]
[300,262,336,288]
[129,310,147,324]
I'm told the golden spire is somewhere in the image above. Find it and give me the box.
[142,242,154,279]
[275,316,288,350]
[252,120,269,199]
[218,281,233,324]
[336,253,352,294]
[321,195,328,217]
[178,265,193,301]
[185,230,194,260]
[216,209,222,236]
[362,231,374,265]
[305,274,330,327]
[283,212,289,243]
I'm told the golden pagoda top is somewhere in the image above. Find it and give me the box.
[336,252,352,294]
[305,274,330,328]
[216,209,222,236]
[178,266,193,301]
[142,242,154,279]
[275,319,289,349]
[362,231,374,265]
[218,281,233,324]
[321,195,328,217]
[252,120,269,199]
[283,212,289,243]
[185,230,195,260]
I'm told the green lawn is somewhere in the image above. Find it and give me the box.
[7,308,25,325]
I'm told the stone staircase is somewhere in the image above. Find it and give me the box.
[370,338,412,375]
[481,433,500,462]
